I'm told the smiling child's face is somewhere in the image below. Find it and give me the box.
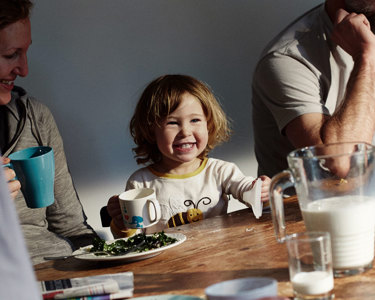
[153,92,209,172]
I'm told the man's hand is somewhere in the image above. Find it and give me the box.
[331,8,375,60]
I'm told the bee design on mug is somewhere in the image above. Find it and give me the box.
[167,197,212,228]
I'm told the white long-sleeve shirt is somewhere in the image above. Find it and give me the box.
[126,158,257,231]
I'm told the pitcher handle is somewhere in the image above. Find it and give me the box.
[269,170,294,243]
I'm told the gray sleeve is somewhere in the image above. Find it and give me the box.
[35,102,98,248]
[253,53,330,132]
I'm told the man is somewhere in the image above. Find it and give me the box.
[252,0,375,177]
[0,0,98,264]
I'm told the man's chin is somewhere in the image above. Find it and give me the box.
[345,0,375,17]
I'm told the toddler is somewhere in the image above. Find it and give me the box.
[107,74,271,237]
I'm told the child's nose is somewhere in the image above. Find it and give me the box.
[180,124,192,136]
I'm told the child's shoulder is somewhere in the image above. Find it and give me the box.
[205,158,248,180]
[203,158,241,176]
[128,165,154,181]
[206,157,237,169]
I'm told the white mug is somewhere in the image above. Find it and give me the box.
[119,188,161,229]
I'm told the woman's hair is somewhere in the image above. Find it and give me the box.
[130,74,231,165]
[0,0,33,30]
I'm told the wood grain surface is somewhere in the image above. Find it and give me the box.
[34,197,375,299]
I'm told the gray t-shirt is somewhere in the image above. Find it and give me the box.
[252,4,353,177]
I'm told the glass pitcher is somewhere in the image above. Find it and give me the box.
[269,142,375,277]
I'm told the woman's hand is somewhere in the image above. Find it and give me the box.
[2,157,21,200]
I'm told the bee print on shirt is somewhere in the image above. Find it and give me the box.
[167,197,212,227]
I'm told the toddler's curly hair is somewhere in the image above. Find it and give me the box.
[130,74,231,165]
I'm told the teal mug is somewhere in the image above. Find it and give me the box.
[5,146,55,208]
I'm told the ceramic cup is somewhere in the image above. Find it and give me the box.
[205,277,277,300]
[6,146,55,208]
[119,188,161,229]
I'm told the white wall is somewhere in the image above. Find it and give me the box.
[18,0,323,235]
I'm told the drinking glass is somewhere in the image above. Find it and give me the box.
[286,232,334,300]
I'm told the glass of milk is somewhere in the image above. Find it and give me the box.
[269,142,375,277]
[286,232,334,300]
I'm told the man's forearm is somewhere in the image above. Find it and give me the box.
[321,55,375,144]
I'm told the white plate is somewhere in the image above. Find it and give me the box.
[72,233,186,262]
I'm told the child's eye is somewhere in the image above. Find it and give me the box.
[166,121,178,125]
[191,118,200,123]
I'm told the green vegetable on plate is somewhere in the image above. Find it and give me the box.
[89,231,178,256]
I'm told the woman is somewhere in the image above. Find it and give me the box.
[0,0,98,265]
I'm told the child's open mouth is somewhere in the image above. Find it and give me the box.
[173,143,195,151]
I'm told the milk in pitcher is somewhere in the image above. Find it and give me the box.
[302,195,375,270]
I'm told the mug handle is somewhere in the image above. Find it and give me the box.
[269,170,294,243]
[147,199,161,224]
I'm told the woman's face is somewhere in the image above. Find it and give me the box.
[0,18,31,105]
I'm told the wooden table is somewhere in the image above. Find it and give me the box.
[34,197,375,299]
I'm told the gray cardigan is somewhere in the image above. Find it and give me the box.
[4,86,98,265]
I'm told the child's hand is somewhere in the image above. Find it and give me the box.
[107,195,126,230]
[258,175,271,202]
